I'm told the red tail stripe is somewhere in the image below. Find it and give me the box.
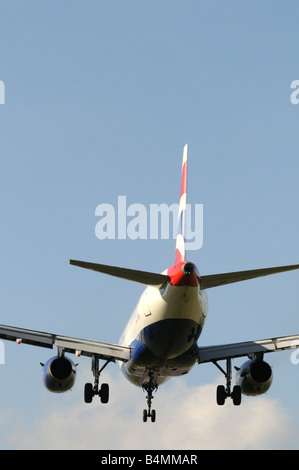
[175,248,184,264]
[180,161,187,197]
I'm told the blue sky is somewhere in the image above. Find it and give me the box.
[0,1,298,449]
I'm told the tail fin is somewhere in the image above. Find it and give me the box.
[175,144,188,264]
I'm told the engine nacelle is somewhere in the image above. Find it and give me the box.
[42,356,76,393]
[235,358,273,396]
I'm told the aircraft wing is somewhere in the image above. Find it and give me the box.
[0,324,131,362]
[196,334,299,364]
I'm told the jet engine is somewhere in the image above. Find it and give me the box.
[235,358,272,396]
[42,355,76,393]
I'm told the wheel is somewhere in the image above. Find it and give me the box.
[100,383,109,404]
[231,385,241,406]
[151,409,156,423]
[143,409,148,422]
[216,385,226,405]
[84,383,93,403]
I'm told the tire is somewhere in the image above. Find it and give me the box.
[84,383,93,403]
[232,385,242,406]
[151,409,156,423]
[143,409,148,422]
[216,385,226,405]
[100,383,109,404]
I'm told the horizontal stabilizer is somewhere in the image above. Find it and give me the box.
[70,259,169,287]
[200,264,299,289]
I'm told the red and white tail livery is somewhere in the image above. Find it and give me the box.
[175,143,188,264]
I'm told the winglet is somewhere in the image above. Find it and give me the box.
[175,144,188,264]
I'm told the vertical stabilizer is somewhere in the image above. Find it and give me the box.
[175,144,188,264]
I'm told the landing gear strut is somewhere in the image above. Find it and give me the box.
[214,358,241,406]
[84,354,111,404]
[142,374,158,422]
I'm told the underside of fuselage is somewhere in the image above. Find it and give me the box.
[121,319,203,386]
[121,319,202,387]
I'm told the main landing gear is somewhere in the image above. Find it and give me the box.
[214,358,241,406]
[142,374,158,422]
[84,354,111,404]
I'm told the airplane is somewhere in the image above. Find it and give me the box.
[0,144,299,423]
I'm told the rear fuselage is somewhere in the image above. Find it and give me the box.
[119,261,208,386]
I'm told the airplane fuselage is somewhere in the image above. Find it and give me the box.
[119,261,208,386]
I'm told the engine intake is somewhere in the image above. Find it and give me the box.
[235,358,272,396]
[42,356,76,393]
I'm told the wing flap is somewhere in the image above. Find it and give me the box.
[54,335,130,361]
[0,324,131,362]
[200,264,299,289]
[196,334,299,364]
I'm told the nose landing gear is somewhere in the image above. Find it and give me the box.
[142,374,158,422]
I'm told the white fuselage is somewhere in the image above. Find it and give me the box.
[119,267,208,387]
